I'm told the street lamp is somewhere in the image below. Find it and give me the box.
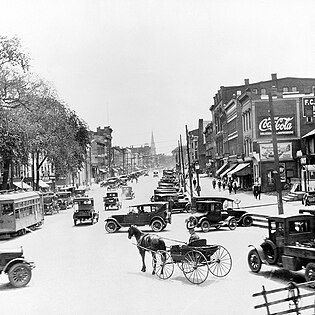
[195,162,201,196]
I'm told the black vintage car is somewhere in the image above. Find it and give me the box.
[104,202,171,233]
[73,197,99,226]
[43,193,59,215]
[190,196,252,227]
[103,191,121,210]
[248,213,315,281]
[151,193,191,213]
[0,246,35,287]
[186,200,238,232]
[56,191,72,210]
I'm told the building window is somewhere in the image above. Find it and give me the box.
[248,111,251,128]
[283,87,289,92]
[307,116,313,123]
[267,170,274,185]
[292,86,297,92]
[252,88,257,94]
[261,88,266,95]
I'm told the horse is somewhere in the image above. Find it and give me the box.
[128,225,166,275]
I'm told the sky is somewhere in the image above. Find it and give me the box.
[1,0,315,154]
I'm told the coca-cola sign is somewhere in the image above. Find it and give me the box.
[258,116,295,137]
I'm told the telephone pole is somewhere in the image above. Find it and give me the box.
[268,91,284,215]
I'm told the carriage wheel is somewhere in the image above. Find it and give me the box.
[152,250,174,280]
[208,245,232,277]
[182,250,209,284]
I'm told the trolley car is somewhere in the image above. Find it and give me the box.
[0,191,44,238]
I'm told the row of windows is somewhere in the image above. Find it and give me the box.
[251,86,315,95]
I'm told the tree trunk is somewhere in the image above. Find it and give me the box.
[1,158,11,190]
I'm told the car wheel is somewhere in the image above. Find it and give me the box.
[151,219,163,232]
[184,204,191,213]
[201,220,211,233]
[247,249,262,273]
[262,241,278,265]
[228,218,237,230]
[8,263,32,288]
[305,263,315,281]
[105,221,117,233]
[243,215,253,227]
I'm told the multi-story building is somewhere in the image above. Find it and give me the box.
[209,74,315,192]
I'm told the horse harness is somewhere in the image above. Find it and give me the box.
[137,233,157,251]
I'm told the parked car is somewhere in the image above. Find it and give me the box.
[103,191,121,210]
[302,191,315,206]
[248,213,315,281]
[104,202,171,233]
[74,187,87,198]
[186,200,238,232]
[0,246,35,287]
[151,193,191,213]
[189,196,252,226]
[73,197,99,226]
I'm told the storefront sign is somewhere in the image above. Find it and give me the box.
[259,142,292,161]
[303,98,315,117]
[258,116,294,136]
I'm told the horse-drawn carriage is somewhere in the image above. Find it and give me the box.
[128,226,232,285]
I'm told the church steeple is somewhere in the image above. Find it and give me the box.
[150,131,156,155]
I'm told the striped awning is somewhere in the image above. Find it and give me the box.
[215,163,228,176]
[227,163,251,176]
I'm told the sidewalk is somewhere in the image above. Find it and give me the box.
[188,175,302,215]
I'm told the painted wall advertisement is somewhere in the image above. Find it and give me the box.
[257,116,295,137]
[259,142,292,161]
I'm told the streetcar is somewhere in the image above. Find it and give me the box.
[0,191,44,237]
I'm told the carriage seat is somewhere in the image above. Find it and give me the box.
[189,239,207,247]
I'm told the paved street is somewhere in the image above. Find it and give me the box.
[0,173,308,315]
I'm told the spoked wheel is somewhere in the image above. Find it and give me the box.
[152,250,174,280]
[8,263,32,288]
[208,245,232,277]
[182,250,209,284]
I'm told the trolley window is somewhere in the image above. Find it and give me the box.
[1,203,14,216]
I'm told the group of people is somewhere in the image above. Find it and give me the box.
[211,178,238,194]
[252,181,262,200]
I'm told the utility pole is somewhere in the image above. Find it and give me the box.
[268,91,284,215]
[180,134,186,192]
[185,125,194,199]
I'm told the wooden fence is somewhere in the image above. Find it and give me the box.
[253,281,315,314]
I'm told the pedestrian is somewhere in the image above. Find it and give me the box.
[188,228,200,244]
[257,183,262,200]
[193,178,197,188]
[212,178,216,190]
[253,183,258,199]
[228,181,233,194]
[233,181,237,194]
[217,179,222,191]
[222,180,226,190]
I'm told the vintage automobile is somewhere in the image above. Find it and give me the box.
[190,196,252,227]
[74,188,87,198]
[121,186,135,200]
[100,177,120,188]
[104,202,171,233]
[43,193,59,215]
[248,213,315,281]
[103,192,121,210]
[0,246,35,287]
[151,193,191,213]
[186,200,238,232]
[56,191,72,210]
[73,197,99,226]
[302,191,315,206]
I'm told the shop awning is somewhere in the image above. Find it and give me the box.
[13,181,33,190]
[220,164,237,178]
[303,165,315,172]
[227,163,251,176]
[215,163,228,176]
[39,180,50,188]
[302,129,315,139]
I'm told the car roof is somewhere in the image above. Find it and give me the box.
[129,202,167,207]
[269,213,314,220]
